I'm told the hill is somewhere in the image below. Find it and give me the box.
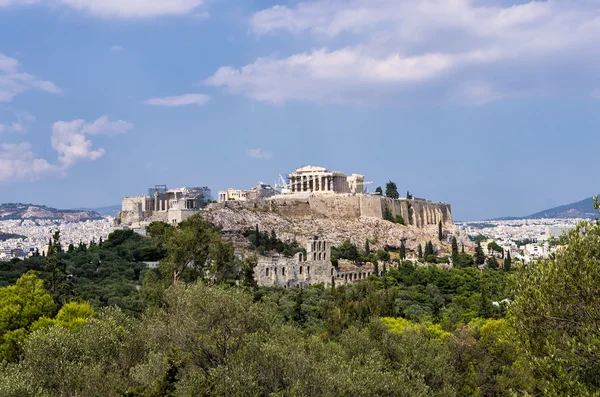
[0,203,102,222]
[527,197,597,219]
[495,197,598,220]
[73,205,121,217]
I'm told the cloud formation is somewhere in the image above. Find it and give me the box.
[143,93,210,107]
[0,116,132,183]
[246,148,273,160]
[207,0,600,106]
[0,0,204,18]
[0,53,61,102]
[0,142,58,183]
[51,116,133,167]
[0,122,25,135]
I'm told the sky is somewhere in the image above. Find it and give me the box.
[0,0,599,221]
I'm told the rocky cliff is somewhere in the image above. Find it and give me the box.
[204,196,467,255]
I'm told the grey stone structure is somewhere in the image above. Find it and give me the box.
[119,185,211,227]
[254,238,375,288]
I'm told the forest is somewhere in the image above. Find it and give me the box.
[0,212,598,396]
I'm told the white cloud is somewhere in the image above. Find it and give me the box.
[143,93,210,107]
[0,53,61,102]
[207,0,600,105]
[0,0,39,7]
[111,45,123,51]
[0,122,25,135]
[246,148,273,160]
[51,116,133,167]
[1,0,205,18]
[0,142,58,183]
[0,116,132,183]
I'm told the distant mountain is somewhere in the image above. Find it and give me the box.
[495,197,598,220]
[0,203,102,222]
[526,197,597,219]
[73,205,121,217]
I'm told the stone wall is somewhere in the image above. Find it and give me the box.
[216,195,452,228]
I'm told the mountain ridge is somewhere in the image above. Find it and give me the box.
[494,196,598,220]
[0,203,102,222]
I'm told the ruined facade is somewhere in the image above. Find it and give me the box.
[119,185,211,226]
[255,238,375,288]
[218,182,276,203]
[288,166,365,195]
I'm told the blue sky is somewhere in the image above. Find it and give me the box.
[0,0,599,221]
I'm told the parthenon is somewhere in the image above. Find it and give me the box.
[288,166,364,195]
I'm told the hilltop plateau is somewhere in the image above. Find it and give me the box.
[204,199,469,256]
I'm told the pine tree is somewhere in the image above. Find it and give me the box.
[382,263,388,276]
[417,244,423,258]
[451,236,459,265]
[503,250,512,272]
[474,242,485,265]
[68,244,74,253]
[98,237,103,247]
[385,181,399,199]
[375,186,383,195]
[400,240,406,260]
[438,221,443,241]
[365,239,371,255]
[461,244,465,253]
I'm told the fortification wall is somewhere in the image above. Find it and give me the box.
[213,195,452,228]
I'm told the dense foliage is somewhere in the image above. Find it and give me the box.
[0,212,599,396]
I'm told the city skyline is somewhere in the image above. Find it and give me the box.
[1,0,599,221]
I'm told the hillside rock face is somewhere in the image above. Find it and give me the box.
[0,203,102,222]
[204,196,468,256]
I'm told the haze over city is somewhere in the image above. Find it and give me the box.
[1,0,599,220]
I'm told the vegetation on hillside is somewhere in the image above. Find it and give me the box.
[0,209,599,395]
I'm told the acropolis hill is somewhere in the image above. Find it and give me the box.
[204,194,456,255]
[119,165,460,255]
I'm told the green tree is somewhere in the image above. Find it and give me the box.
[451,237,460,265]
[376,250,390,262]
[417,244,423,259]
[400,240,406,260]
[438,221,443,241]
[474,242,485,265]
[424,241,435,257]
[365,239,371,255]
[511,219,600,395]
[44,231,67,299]
[375,186,383,195]
[385,181,399,199]
[0,271,56,361]
[485,256,499,270]
[503,250,512,272]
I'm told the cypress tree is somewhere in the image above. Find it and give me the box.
[365,239,371,255]
[438,221,443,241]
[451,236,460,265]
[400,240,406,260]
[504,250,512,272]
[474,242,485,265]
[254,225,260,247]
[417,244,423,258]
